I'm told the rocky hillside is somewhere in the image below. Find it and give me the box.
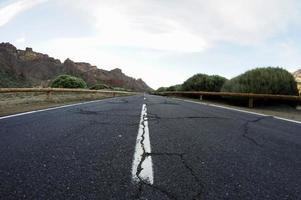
[0,43,152,91]
[293,69,301,95]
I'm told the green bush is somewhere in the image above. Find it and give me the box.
[166,84,183,91]
[166,86,177,91]
[113,87,129,91]
[90,83,111,90]
[221,67,298,95]
[0,70,30,88]
[50,75,87,88]
[156,87,167,92]
[182,74,227,92]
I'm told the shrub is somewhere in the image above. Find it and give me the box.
[156,87,167,92]
[182,74,227,92]
[50,75,87,88]
[90,84,111,90]
[166,84,183,91]
[166,86,177,91]
[221,67,298,95]
[113,87,129,91]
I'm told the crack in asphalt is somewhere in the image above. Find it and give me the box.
[75,109,99,115]
[147,100,180,106]
[242,116,271,147]
[147,112,228,124]
[106,99,129,104]
[71,109,139,118]
[134,108,177,200]
[146,152,205,200]
[134,109,150,199]
[132,104,215,199]
[89,120,138,127]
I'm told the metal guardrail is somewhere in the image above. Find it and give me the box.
[155,91,301,108]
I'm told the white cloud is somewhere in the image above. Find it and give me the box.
[61,0,209,52]
[35,0,301,88]
[0,0,47,27]
[64,0,301,49]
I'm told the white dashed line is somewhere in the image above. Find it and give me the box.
[132,104,154,184]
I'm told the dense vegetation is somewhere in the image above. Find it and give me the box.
[156,87,167,92]
[157,67,298,96]
[0,67,31,88]
[166,84,182,91]
[50,75,87,88]
[90,83,111,90]
[182,74,227,92]
[156,84,182,92]
[112,87,132,92]
[221,67,298,95]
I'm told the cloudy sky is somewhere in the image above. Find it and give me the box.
[1,0,301,89]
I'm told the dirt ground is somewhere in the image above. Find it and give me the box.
[0,92,130,117]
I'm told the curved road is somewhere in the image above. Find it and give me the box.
[0,95,301,199]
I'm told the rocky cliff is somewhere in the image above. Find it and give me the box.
[293,69,301,95]
[0,42,152,91]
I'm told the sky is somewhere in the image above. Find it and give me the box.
[1,0,301,89]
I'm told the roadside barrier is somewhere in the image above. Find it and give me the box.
[0,88,137,101]
[154,91,301,108]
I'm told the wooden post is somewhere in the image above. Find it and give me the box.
[296,104,301,110]
[46,91,52,101]
[248,97,254,108]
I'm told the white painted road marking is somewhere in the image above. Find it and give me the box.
[132,104,154,184]
[0,99,107,120]
[176,98,301,124]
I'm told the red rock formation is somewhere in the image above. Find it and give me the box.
[0,42,152,91]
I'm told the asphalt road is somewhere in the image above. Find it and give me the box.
[0,94,301,200]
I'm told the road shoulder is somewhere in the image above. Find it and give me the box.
[171,97,301,123]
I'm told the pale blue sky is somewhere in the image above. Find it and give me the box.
[1,0,301,89]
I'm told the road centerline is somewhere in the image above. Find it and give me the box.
[131,104,154,184]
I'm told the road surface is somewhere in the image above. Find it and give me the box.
[0,94,300,200]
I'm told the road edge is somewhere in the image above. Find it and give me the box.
[0,95,136,120]
[172,97,301,124]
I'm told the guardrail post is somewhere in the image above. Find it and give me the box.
[46,91,52,101]
[248,97,254,108]
[297,104,301,110]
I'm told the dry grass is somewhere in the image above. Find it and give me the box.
[0,92,130,116]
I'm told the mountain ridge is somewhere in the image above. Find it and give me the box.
[0,42,152,91]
